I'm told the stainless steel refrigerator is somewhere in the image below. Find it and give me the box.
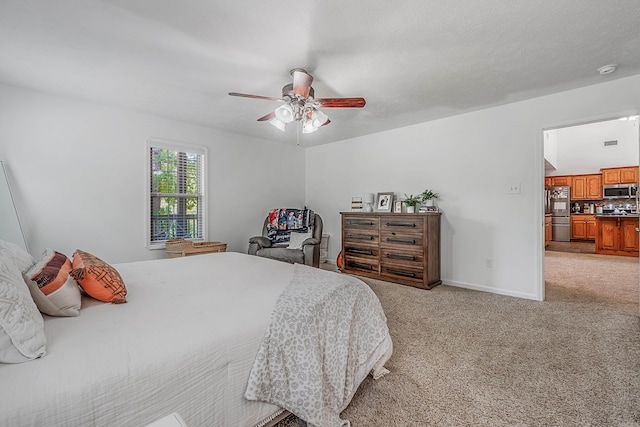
[547,186,570,241]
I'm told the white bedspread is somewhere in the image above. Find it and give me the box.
[246,263,393,427]
[0,252,292,427]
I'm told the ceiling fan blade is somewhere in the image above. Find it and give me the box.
[257,111,276,121]
[228,92,283,102]
[292,69,313,98]
[321,119,331,126]
[317,97,366,108]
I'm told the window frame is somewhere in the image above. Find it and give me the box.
[146,137,208,250]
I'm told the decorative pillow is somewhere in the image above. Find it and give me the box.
[287,232,312,250]
[24,249,81,317]
[70,250,127,304]
[0,256,47,363]
[0,239,35,273]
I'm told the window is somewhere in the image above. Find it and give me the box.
[147,138,207,249]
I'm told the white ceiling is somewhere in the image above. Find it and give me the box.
[1,0,639,146]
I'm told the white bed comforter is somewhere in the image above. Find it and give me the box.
[0,252,291,427]
[246,263,393,427]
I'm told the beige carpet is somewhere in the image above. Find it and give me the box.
[545,250,638,314]
[276,256,639,426]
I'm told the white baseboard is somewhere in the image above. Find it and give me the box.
[442,279,540,301]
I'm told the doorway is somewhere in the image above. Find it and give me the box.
[543,116,639,313]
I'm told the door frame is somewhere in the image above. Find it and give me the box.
[538,114,640,307]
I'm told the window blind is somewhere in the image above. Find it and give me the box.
[148,140,206,246]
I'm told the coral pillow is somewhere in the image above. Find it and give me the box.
[70,250,127,304]
[24,249,81,317]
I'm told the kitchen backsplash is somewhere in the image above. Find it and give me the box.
[571,198,637,213]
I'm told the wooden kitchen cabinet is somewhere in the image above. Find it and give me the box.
[621,219,640,252]
[571,214,596,241]
[549,176,571,186]
[341,212,441,289]
[586,174,603,199]
[571,174,602,200]
[571,176,586,199]
[601,166,639,185]
[595,216,639,257]
[619,167,639,184]
[587,218,597,240]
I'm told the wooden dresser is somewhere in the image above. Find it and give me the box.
[341,212,441,289]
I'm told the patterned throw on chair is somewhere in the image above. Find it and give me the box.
[266,208,315,244]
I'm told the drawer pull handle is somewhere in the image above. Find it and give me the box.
[347,248,374,256]
[386,238,416,245]
[386,254,416,261]
[385,268,416,278]
[348,262,373,270]
[349,234,374,240]
[386,222,417,228]
[349,220,374,226]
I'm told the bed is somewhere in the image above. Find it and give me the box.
[0,251,392,427]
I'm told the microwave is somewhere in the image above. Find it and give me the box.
[603,184,638,199]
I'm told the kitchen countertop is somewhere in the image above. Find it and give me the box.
[595,213,640,218]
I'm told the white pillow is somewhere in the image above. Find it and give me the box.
[24,249,81,317]
[0,256,47,363]
[287,232,312,250]
[0,239,34,273]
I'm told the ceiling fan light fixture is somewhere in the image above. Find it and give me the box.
[310,109,329,128]
[275,104,294,123]
[302,119,319,134]
[269,117,286,131]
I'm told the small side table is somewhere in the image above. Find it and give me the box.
[165,239,227,258]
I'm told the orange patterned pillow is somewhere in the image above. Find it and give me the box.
[70,250,127,304]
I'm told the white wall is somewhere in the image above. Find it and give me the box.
[2,74,639,300]
[545,118,639,176]
[306,74,640,300]
[0,83,305,263]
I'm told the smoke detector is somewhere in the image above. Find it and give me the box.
[597,64,617,75]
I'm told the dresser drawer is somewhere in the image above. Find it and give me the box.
[343,229,379,246]
[343,216,379,230]
[344,257,379,275]
[380,262,424,282]
[380,247,424,267]
[344,245,379,260]
[380,230,424,250]
[380,216,423,232]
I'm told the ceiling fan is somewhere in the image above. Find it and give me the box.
[229,68,366,134]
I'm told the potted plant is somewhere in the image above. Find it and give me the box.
[420,189,439,207]
[403,194,421,213]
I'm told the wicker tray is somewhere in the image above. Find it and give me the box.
[165,238,227,258]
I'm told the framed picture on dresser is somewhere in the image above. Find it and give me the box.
[375,192,393,212]
[393,200,403,213]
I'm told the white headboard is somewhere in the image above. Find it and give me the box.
[0,161,28,252]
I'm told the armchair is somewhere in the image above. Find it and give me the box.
[248,213,323,267]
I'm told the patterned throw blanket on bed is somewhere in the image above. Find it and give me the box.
[266,208,315,244]
[245,264,392,427]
